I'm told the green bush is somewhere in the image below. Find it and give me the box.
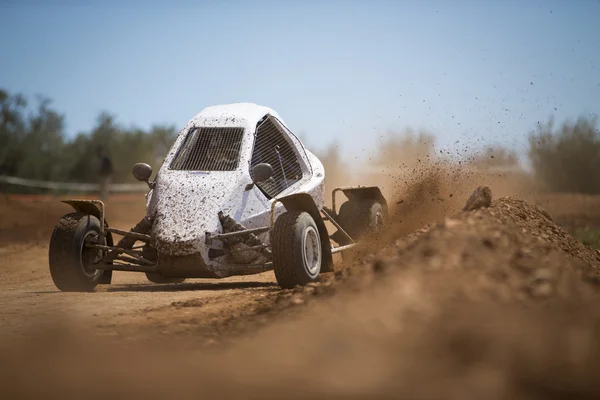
[528,116,600,194]
[0,89,177,192]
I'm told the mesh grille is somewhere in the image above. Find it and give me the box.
[251,118,304,198]
[170,127,244,171]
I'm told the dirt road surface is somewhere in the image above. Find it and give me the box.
[0,196,282,344]
[2,174,600,399]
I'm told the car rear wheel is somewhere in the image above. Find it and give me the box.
[336,199,386,263]
[272,211,322,289]
[49,212,106,292]
[337,199,386,241]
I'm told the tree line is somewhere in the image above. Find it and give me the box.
[1,88,599,193]
[0,88,177,190]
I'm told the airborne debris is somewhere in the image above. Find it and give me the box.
[463,186,493,211]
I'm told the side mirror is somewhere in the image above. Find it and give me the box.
[132,163,153,184]
[251,163,273,183]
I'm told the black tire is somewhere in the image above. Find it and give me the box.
[272,211,323,289]
[145,273,185,284]
[337,199,386,242]
[49,212,105,292]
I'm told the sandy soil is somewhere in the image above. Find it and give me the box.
[0,195,282,344]
[1,174,600,399]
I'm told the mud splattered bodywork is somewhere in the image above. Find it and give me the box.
[53,103,384,289]
[145,103,325,277]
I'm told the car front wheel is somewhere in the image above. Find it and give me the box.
[49,212,106,292]
[272,211,322,289]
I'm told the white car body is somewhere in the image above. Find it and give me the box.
[145,103,326,277]
[50,102,388,291]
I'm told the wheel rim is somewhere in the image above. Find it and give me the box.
[302,226,321,277]
[80,231,102,279]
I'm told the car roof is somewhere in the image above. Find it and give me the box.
[187,103,286,132]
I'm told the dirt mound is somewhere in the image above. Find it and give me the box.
[281,193,600,310]
[349,196,600,299]
[3,189,600,399]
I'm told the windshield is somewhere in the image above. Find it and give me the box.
[169,127,244,171]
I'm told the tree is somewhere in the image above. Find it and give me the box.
[0,89,28,176]
[0,88,179,192]
[370,129,436,168]
[16,96,66,180]
[469,146,519,169]
[528,116,600,193]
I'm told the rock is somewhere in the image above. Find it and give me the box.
[290,293,305,305]
[444,218,461,228]
[303,286,316,296]
[532,268,554,283]
[372,260,387,274]
[530,281,553,297]
[463,186,493,211]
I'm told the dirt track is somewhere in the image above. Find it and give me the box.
[2,183,600,399]
[1,245,277,342]
[0,196,282,343]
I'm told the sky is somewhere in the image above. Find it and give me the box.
[1,0,599,163]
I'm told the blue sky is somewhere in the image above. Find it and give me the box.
[1,0,599,161]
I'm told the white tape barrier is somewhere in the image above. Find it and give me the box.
[0,175,148,192]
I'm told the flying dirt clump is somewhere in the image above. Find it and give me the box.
[462,186,492,211]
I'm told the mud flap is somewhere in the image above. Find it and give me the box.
[330,230,352,246]
[100,221,114,285]
[334,186,388,216]
[99,270,113,284]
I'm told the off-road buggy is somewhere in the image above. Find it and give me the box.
[49,104,388,291]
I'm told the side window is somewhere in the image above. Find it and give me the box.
[250,117,305,199]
